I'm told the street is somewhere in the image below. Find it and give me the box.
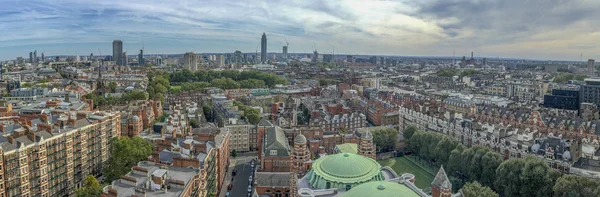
[220,153,257,197]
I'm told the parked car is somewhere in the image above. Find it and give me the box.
[226,192,230,197]
[247,185,252,193]
[249,176,253,182]
[232,169,237,176]
[227,183,233,190]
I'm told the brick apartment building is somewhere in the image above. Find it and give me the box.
[0,111,120,197]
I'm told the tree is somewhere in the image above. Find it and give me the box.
[434,137,458,166]
[231,150,238,158]
[519,157,558,197]
[461,181,499,197]
[494,158,525,197]
[403,126,417,140]
[244,108,260,125]
[203,104,214,122]
[553,175,600,197]
[75,175,102,197]
[468,147,488,182]
[109,81,117,93]
[480,151,502,187]
[189,118,199,128]
[371,128,398,152]
[448,147,464,178]
[103,136,153,183]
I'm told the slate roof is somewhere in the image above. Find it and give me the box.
[254,172,291,187]
[432,166,451,190]
[263,126,290,157]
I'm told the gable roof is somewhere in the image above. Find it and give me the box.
[263,126,290,157]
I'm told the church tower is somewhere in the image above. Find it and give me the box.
[290,133,311,197]
[431,166,452,197]
[358,131,376,160]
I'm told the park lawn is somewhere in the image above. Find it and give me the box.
[378,157,435,189]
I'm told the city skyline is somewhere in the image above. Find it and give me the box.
[1,0,600,61]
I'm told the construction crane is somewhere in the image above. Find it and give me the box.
[285,39,289,48]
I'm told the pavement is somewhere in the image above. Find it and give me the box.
[219,152,258,197]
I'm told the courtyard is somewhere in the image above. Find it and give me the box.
[378,156,435,189]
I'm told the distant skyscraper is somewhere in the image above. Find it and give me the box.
[346,55,354,63]
[156,56,163,65]
[41,52,45,62]
[29,52,33,63]
[589,59,596,77]
[184,52,198,71]
[138,49,144,65]
[90,53,94,61]
[216,54,225,67]
[113,40,123,65]
[122,52,128,66]
[282,46,288,61]
[261,33,267,63]
[33,50,37,63]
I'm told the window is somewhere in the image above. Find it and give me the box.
[270,150,277,156]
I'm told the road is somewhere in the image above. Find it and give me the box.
[220,153,257,197]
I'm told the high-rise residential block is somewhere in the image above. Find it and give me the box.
[261,33,267,63]
[184,52,198,71]
[138,49,144,66]
[112,40,123,65]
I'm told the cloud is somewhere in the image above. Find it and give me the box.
[0,0,598,60]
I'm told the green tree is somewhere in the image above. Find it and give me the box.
[448,146,465,178]
[402,126,417,140]
[371,128,398,152]
[553,175,600,197]
[189,118,199,128]
[494,158,526,197]
[468,147,488,181]
[109,81,117,93]
[75,175,102,197]
[520,157,559,197]
[461,181,499,197]
[103,136,153,183]
[231,150,238,158]
[480,151,502,187]
[244,108,260,125]
[434,137,458,166]
[203,104,214,122]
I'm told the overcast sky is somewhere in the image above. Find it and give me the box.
[1,0,599,61]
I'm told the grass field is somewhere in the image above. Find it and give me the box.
[378,157,435,189]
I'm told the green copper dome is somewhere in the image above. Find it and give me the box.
[305,153,385,191]
[340,181,421,197]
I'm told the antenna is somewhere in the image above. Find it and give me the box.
[580,53,583,65]
[313,42,317,52]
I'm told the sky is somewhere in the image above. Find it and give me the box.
[1,0,599,61]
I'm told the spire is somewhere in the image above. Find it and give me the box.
[432,165,452,190]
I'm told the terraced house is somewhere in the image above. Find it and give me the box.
[0,111,120,197]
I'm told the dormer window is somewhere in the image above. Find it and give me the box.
[270,150,277,156]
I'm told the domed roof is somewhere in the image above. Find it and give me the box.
[340,181,420,197]
[305,153,384,190]
[132,115,140,121]
[294,133,307,145]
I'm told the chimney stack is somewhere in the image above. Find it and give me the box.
[65,93,70,103]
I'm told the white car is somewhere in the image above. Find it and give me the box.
[247,185,252,193]
[249,176,253,182]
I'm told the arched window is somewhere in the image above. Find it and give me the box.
[346,184,352,191]
[326,182,331,189]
